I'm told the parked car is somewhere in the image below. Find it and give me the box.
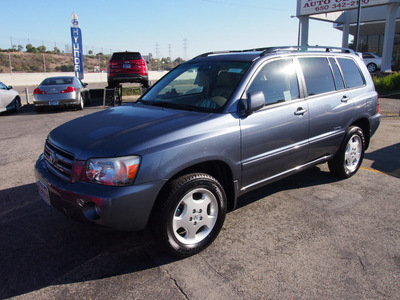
[33,76,90,112]
[359,52,382,73]
[35,46,380,257]
[107,51,149,88]
[0,82,21,113]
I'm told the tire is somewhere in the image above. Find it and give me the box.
[13,97,21,112]
[151,173,227,257]
[328,126,365,178]
[367,63,377,73]
[77,94,84,110]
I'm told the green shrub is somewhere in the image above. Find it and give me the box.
[373,72,400,95]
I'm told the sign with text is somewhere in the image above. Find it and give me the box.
[70,12,84,79]
[299,0,388,16]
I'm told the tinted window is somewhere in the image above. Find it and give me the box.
[337,58,365,88]
[362,53,374,59]
[247,59,300,105]
[298,57,335,96]
[41,77,73,85]
[111,52,141,60]
[329,58,345,90]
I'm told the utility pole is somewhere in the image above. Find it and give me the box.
[183,38,188,60]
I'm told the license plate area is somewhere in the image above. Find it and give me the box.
[37,179,50,205]
[123,63,131,68]
[49,100,59,106]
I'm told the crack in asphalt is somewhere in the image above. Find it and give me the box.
[161,267,189,300]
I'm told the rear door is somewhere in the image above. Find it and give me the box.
[297,56,354,162]
[240,58,309,191]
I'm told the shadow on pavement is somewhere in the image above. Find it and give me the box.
[0,182,171,299]
[365,142,400,178]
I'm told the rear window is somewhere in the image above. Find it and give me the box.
[41,77,74,85]
[298,57,335,96]
[111,52,141,61]
[337,58,365,88]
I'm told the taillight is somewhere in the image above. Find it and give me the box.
[109,61,118,66]
[34,88,46,95]
[60,86,76,94]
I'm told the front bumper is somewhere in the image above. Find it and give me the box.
[34,155,165,231]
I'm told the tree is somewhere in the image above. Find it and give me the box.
[37,45,46,53]
[26,44,37,53]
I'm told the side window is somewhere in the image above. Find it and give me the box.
[329,58,345,90]
[0,82,7,90]
[337,58,365,88]
[247,59,300,105]
[298,57,336,96]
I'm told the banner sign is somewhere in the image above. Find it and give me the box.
[70,12,84,79]
[299,0,387,16]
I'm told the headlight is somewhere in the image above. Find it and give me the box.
[80,156,141,186]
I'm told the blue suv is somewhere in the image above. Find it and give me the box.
[35,46,380,257]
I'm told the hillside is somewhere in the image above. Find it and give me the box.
[0,52,111,73]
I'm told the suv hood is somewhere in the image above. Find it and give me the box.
[48,104,211,160]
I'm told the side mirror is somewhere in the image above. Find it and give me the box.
[83,83,88,87]
[243,91,265,114]
[7,85,13,90]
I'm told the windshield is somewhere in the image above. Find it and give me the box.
[141,61,250,112]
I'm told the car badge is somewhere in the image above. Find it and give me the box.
[49,151,57,165]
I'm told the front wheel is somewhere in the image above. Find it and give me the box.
[151,173,227,257]
[328,126,365,178]
[13,97,21,112]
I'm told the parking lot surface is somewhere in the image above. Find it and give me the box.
[0,97,399,299]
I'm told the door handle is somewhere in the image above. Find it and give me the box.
[294,107,307,116]
[341,95,350,103]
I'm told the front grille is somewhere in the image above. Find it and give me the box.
[44,140,75,181]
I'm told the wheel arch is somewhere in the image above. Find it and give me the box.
[350,117,370,149]
[150,160,236,221]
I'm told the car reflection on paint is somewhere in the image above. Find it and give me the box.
[33,76,90,113]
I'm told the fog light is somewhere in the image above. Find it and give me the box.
[82,202,101,221]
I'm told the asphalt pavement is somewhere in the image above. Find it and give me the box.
[0,97,399,299]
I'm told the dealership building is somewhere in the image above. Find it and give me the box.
[296,0,400,71]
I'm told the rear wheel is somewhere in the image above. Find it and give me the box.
[328,126,365,178]
[13,97,21,112]
[151,173,227,257]
[367,63,377,73]
[77,94,84,110]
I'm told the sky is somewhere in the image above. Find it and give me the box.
[0,0,344,60]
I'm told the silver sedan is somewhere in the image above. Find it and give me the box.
[0,82,21,113]
[33,76,90,112]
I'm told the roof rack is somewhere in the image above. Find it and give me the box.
[193,46,354,59]
[258,46,354,56]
